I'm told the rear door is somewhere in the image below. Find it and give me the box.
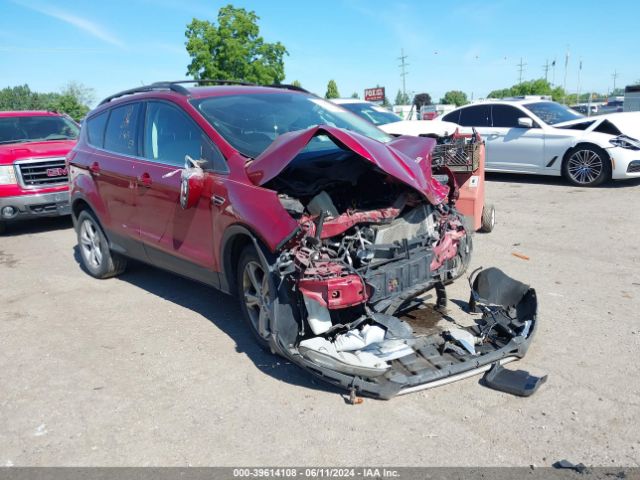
[486,104,544,172]
[133,100,224,286]
[84,103,142,255]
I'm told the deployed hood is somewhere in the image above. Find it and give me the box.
[245,125,450,206]
[0,140,77,165]
[556,112,640,139]
[379,120,460,137]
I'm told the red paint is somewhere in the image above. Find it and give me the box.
[299,275,367,309]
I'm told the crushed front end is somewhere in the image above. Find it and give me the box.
[246,126,537,399]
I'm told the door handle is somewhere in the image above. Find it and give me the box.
[89,162,100,174]
[137,172,152,187]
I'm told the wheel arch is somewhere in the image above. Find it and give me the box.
[219,224,272,296]
[563,141,612,167]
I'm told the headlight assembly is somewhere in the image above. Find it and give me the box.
[0,165,17,185]
[609,135,640,150]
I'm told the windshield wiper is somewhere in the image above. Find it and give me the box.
[0,139,29,145]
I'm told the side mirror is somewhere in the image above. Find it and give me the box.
[179,155,204,209]
[517,117,533,128]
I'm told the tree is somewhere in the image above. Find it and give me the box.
[0,83,92,121]
[394,89,410,105]
[350,92,360,99]
[488,78,566,102]
[413,93,432,109]
[290,80,302,88]
[440,90,468,107]
[325,79,340,99]
[185,5,288,84]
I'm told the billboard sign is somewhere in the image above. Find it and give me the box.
[364,87,385,102]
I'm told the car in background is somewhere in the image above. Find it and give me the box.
[66,81,537,398]
[331,98,404,126]
[0,111,79,234]
[439,98,640,186]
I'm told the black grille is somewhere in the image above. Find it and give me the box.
[627,161,640,173]
[16,158,68,187]
[431,141,481,173]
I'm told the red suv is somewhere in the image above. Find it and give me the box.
[68,81,537,398]
[0,111,79,233]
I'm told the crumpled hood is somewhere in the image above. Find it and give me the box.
[245,125,450,206]
[556,112,640,139]
[0,140,76,165]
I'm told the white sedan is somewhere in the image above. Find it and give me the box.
[437,99,640,186]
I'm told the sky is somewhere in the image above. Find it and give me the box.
[1,0,639,106]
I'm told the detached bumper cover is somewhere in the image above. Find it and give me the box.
[270,268,538,400]
[0,191,70,220]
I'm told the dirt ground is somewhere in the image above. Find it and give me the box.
[1,173,639,467]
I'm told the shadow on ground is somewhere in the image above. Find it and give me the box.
[486,172,640,189]
[1,216,73,236]
[72,246,344,397]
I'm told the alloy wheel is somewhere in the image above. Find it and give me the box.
[567,149,603,185]
[79,219,103,269]
[242,260,271,340]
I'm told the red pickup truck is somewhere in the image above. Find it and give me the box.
[0,111,79,234]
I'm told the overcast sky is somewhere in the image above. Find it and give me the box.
[1,0,638,105]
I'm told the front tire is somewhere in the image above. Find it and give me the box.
[237,245,272,350]
[562,145,611,187]
[76,210,127,279]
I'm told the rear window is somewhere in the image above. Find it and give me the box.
[86,111,108,148]
[458,105,490,127]
[104,103,141,156]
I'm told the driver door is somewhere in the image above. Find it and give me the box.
[133,100,225,286]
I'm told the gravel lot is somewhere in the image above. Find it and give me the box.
[1,174,639,467]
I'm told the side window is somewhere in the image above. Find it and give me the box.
[143,102,227,172]
[458,105,490,127]
[442,110,460,124]
[86,111,108,148]
[104,103,141,156]
[491,105,526,128]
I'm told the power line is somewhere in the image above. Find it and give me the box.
[398,48,409,98]
[517,57,527,84]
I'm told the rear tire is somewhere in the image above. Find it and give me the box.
[480,204,495,233]
[236,245,272,350]
[76,210,126,279]
[562,145,611,187]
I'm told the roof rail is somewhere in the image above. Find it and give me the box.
[98,79,309,105]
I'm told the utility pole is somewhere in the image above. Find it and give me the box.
[543,59,550,82]
[517,57,527,84]
[398,49,409,100]
[576,59,582,107]
[612,70,619,92]
[563,48,570,104]
[552,58,557,85]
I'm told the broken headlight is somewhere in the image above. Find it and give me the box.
[609,135,640,150]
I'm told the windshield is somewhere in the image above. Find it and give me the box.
[338,102,402,126]
[193,93,392,158]
[0,115,79,145]
[525,102,584,125]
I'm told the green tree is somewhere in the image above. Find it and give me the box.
[325,79,340,99]
[290,80,302,88]
[0,83,92,120]
[394,89,410,105]
[488,78,566,102]
[440,90,468,107]
[185,4,288,84]
[350,92,360,99]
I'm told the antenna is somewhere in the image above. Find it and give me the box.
[398,48,409,98]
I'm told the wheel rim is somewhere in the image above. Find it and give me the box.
[79,219,103,269]
[242,260,270,339]
[567,149,603,185]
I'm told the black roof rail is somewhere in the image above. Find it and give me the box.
[98,79,309,105]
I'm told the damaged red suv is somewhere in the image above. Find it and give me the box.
[69,81,538,398]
